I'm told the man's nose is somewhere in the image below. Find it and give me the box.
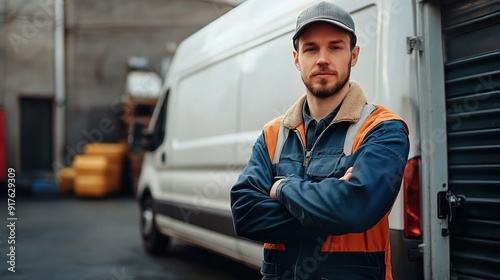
[316,48,329,66]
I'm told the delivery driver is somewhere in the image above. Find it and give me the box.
[231,1,410,279]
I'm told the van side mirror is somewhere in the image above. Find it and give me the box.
[129,121,155,152]
[129,122,143,152]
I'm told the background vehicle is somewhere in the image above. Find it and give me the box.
[133,0,500,279]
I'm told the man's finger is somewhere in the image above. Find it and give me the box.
[340,167,353,180]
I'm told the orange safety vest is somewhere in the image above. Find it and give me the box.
[262,104,407,280]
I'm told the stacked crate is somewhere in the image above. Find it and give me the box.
[56,96,157,197]
[72,142,127,197]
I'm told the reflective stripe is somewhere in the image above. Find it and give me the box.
[272,122,289,164]
[352,105,408,151]
[343,103,376,155]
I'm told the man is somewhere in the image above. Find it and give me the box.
[231,1,410,279]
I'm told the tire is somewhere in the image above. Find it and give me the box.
[140,195,170,255]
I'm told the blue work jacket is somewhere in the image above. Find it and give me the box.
[231,81,410,280]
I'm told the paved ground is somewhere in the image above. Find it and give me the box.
[0,194,262,280]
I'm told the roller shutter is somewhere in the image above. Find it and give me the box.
[441,1,500,279]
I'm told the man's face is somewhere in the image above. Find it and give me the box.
[294,22,359,99]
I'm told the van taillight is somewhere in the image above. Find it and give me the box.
[403,157,422,238]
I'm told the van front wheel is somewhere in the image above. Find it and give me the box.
[141,195,170,255]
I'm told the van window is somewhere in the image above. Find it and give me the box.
[150,92,168,151]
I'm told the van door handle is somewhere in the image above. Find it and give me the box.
[161,152,166,163]
[437,190,466,223]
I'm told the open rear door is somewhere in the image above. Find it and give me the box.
[416,1,450,279]
[418,0,500,279]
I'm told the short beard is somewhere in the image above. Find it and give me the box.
[304,65,351,99]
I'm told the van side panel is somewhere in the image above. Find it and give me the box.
[169,55,241,167]
[349,4,377,100]
[163,54,243,258]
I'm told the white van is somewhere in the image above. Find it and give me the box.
[133,0,500,279]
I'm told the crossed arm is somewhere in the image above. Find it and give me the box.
[231,121,409,243]
[270,167,353,199]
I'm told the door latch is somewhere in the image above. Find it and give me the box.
[438,190,465,223]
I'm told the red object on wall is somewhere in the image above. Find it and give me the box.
[0,109,6,181]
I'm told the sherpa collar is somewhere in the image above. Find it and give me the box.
[282,80,368,129]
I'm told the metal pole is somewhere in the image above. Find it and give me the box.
[54,0,66,171]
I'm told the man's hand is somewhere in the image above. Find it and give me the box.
[340,167,353,181]
[270,167,353,199]
[270,179,283,200]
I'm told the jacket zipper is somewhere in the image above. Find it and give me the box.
[295,123,335,168]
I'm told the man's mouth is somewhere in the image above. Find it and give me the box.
[312,71,335,79]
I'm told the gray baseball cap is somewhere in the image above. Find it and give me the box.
[293,1,357,49]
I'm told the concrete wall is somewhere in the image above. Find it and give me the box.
[0,0,239,177]
[1,0,56,176]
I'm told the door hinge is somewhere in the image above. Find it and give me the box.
[407,36,423,54]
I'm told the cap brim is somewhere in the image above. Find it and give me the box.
[293,18,355,41]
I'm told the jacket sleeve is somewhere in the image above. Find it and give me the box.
[275,120,410,236]
[230,133,309,244]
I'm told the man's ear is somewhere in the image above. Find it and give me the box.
[293,50,300,71]
[350,46,360,67]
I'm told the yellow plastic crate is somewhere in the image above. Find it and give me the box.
[83,143,127,192]
[83,143,127,163]
[73,155,115,197]
[73,155,109,176]
[73,174,108,197]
